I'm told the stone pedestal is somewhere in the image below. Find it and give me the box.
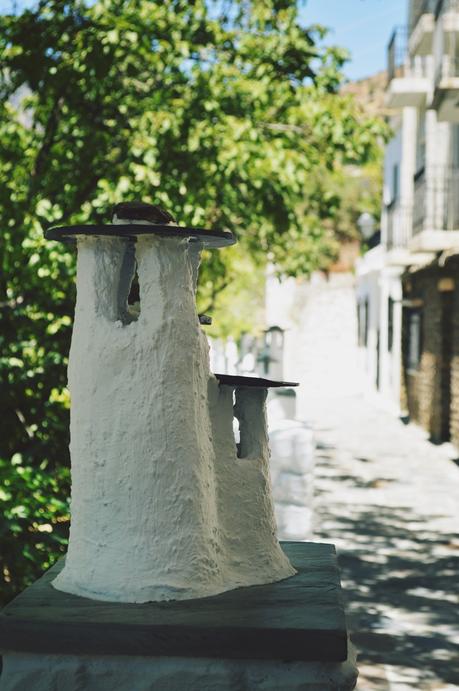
[0,543,357,690]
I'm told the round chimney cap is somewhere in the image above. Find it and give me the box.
[45,224,236,248]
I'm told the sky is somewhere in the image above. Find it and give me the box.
[300,0,407,82]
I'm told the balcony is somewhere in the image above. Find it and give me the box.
[386,27,431,108]
[385,201,413,264]
[436,0,459,34]
[409,0,436,55]
[409,166,459,250]
[432,54,459,120]
[444,169,459,231]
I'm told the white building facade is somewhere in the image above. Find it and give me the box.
[356,0,459,414]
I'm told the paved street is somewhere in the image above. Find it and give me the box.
[273,272,459,688]
[310,392,459,690]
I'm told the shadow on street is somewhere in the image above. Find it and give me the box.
[313,422,459,690]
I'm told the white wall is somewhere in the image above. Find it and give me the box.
[356,247,383,392]
[355,248,403,414]
[383,120,403,209]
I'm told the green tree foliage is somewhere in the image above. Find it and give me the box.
[0,0,388,603]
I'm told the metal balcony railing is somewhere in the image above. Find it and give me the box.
[385,168,459,244]
[435,54,459,87]
[388,26,408,82]
[412,166,459,234]
[444,168,459,229]
[387,26,431,84]
[385,201,412,249]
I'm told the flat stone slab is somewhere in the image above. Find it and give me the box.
[215,374,299,388]
[45,224,235,248]
[0,542,347,662]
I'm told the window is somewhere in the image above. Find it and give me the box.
[388,297,394,352]
[407,310,422,371]
[392,163,399,203]
[416,112,426,174]
[358,299,369,348]
[453,124,459,169]
[364,298,369,347]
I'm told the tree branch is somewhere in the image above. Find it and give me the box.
[199,278,230,314]
[258,121,310,135]
[27,92,64,205]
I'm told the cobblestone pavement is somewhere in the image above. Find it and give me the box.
[308,392,459,690]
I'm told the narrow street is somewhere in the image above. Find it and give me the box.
[311,392,459,690]
[277,273,459,689]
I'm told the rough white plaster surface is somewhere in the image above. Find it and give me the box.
[53,231,294,603]
[0,645,358,691]
[208,383,295,586]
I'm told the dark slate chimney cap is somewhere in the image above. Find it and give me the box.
[45,201,236,248]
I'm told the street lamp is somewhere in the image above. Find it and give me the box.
[357,212,375,240]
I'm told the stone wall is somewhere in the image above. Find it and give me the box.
[264,271,364,538]
[269,417,315,541]
[277,272,364,420]
[401,258,459,448]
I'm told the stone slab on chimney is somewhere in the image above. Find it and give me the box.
[0,543,357,691]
